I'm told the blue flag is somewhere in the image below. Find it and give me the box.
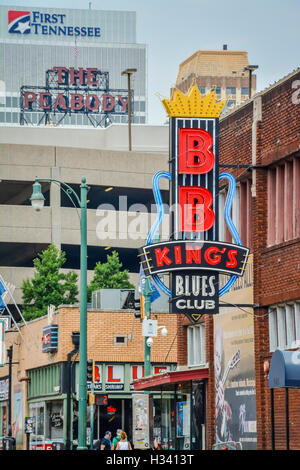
[0,279,7,311]
[139,265,160,303]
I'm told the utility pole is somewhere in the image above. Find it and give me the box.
[243,65,259,99]
[121,68,137,151]
[144,277,153,377]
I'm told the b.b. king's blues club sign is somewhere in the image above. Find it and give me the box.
[138,82,250,323]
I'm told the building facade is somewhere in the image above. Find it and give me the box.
[0,5,147,126]
[175,47,257,112]
[0,124,169,314]
[0,300,177,450]
[134,68,300,450]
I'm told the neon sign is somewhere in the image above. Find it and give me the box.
[138,83,250,322]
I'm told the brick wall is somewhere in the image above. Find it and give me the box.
[216,69,300,450]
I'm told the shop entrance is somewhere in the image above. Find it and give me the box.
[152,380,206,450]
[93,398,132,441]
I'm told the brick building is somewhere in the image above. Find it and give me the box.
[175,47,257,111]
[134,67,300,450]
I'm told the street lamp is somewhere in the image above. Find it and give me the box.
[30,176,89,450]
[243,65,259,99]
[121,68,137,151]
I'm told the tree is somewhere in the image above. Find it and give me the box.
[22,243,78,320]
[88,250,134,301]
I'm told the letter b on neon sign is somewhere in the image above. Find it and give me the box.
[178,127,216,233]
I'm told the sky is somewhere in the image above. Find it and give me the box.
[1,0,299,124]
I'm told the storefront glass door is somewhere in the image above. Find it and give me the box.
[175,383,191,450]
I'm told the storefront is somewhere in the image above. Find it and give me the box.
[133,367,208,450]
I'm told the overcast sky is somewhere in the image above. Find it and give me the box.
[1,0,299,124]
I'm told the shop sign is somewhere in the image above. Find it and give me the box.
[42,324,58,353]
[138,84,250,323]
[8,10,101,38]
[105,365,124,391]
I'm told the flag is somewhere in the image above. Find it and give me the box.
[139,265,160,303]
[0,279,7,312]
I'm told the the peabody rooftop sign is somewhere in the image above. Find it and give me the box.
[139,83,250,322]
[20,67,131,127]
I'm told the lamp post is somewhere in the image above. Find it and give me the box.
[243,65,259,99]
[121,68,137,151]
[30,176,89,450]
[143,277,152,377]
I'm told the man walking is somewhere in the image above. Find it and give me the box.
[100,431,112,450]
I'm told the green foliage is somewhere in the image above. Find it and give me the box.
[22,243,78,320]
[88,250,134,301]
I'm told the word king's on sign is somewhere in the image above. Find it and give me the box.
[138,84,249,323]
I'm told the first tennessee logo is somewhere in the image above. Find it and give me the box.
[8,11,31,34]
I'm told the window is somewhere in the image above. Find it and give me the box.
[114,334,128,346]
[269,301,300,351]
[267,158,300,245]
[226,87,236,95]
[187,323,206,366]
[199,87,206,94]
[215,87,221,95]
[227,100,236,107]
[241,87,249,95]
[219,180,252,249]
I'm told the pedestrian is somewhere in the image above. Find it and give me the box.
[111,429,122,450]
[116,431,132,450]
[100,430,112,450]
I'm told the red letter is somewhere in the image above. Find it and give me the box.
[69,67,84,86]
[179,128,215,175]
[174,245,182,265]
[107,366,120,382]
[53,93,67,110]
[179,186,215,233]
[226,249,238,268]
[87,68,99,86]
[155,247,172,267]
[186,245,202,264]
[117,95,128,112]
[39,92,51,109]
[102,94,115,111]
[86,94,100,111]
[204,247,222,265]
[53,67,68,84]
[24,91,37,109]
[71,94,84,110]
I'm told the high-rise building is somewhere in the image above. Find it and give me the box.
[0,5,147,126]
[175,46,257,111]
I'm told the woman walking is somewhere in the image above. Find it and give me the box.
[116,431,132,450]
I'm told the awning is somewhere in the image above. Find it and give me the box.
[133,367,209,391]
[268,349,300,388]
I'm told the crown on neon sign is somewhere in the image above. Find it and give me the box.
[161,82,226,118]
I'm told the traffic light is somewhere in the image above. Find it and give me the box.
[133,296,145,319]
[87,359,93,382]
[140,295,145,320]
[134,297,141,318]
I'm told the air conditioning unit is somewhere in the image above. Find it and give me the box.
[91,289,135,310]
